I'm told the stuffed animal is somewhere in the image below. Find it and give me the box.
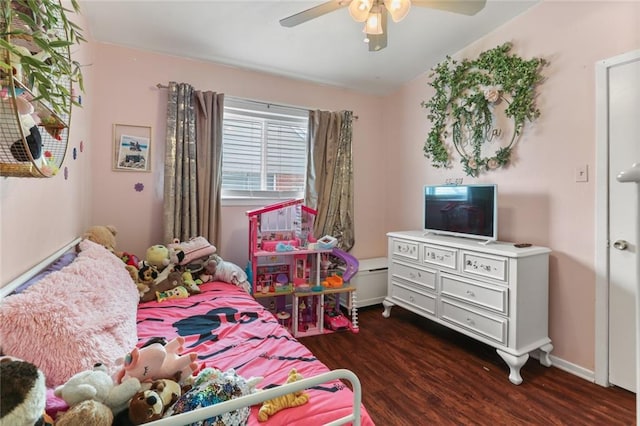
[55,400,113,426]
[127,379,181,425]
[156,285,189,302]
[115,337,198,386]
[168,236,216,266]
[145,244,169,270]
[204,254,251,293]
[124,264,152,300]
[181,271,202,294]
[257,368,309,422]
[5,95,44,165]
[119,251,141,268]
[165,367,262,425]
[140,270,183,303]
[83,225,118,253]
[53,363,141,415]
[0,357,47,426]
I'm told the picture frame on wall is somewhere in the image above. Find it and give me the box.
[113,124,152,172]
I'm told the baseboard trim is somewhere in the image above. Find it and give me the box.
[548,354,596,383]
[529,349,596,383]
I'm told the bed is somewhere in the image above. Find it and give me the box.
[0,238,373,426]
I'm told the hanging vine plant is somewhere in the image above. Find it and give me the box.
[421,42,547,177]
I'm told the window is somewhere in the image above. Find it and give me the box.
[222,98,309,200]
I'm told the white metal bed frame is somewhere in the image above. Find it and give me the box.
[147,368,362,426]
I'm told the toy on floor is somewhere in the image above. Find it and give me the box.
[53,363,141,415]
[257,368,309,422]
[115,337,198,386]
[0,356,47,426]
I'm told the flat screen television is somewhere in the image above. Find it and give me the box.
[423,184,497,242]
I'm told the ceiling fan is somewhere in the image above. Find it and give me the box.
[280,0,487,52]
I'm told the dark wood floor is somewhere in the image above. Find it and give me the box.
[300,305,635,425]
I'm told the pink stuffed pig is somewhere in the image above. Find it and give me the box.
[115,337,198,385]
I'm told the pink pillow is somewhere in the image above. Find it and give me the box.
[0,239,139,387]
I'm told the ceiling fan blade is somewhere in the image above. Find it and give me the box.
[280,0,350,27]
[411,0,487,16]
[368,10,388,52]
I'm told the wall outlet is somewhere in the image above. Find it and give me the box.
[575,165,588,182]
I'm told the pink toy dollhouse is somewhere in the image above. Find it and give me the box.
[246,199,359,337]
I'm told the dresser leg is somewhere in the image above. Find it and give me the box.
[538,342,553,367]
[496,349,529,385]
[382,299,394,318]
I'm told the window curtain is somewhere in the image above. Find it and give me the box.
[194,90,224,245]
[163,82,224,245]
[305,110,355,251]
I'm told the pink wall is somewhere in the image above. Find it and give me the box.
[88,44,388,265]
[384,1,640,370]
[0,10,94,285]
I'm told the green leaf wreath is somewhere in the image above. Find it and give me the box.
[421,43,546,177]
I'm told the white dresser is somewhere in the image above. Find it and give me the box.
[383,230,553,385]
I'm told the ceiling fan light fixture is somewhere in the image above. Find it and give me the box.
[363,10,383,35]
[384,0,411,22]
[348,0,373,22]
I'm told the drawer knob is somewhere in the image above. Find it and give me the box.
[466,317,475,326]
[466,290,475,297]
[409,296,415,302]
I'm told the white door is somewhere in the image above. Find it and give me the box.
[608,55,640,392]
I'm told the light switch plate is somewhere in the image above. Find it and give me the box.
[575,165,588,182]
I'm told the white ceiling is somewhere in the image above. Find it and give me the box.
[79,0,539,95]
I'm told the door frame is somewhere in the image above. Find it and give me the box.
[594,49,640,387]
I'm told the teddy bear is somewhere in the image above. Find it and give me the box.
[0,356,48,426]
[127,379,182,425]
[257,368,310,422]
[83,225,142,269]
[54,363,142,415]
[55,400,113,426]
[114,337,198,386]
[83,225,118,253]
[140,269,183,303]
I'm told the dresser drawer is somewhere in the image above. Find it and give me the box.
[440,273,508,315]
[439,298,508,345]
[423,243,457,270]
[390,261,436,291]
[390,281,436,316]
[461,251,508,282]
[391,239,420,261]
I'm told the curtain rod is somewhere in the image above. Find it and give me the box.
[156,83,357,119]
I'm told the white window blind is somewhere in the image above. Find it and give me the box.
[222,98,309,199]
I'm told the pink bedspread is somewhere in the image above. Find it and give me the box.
[136,281,374,425]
